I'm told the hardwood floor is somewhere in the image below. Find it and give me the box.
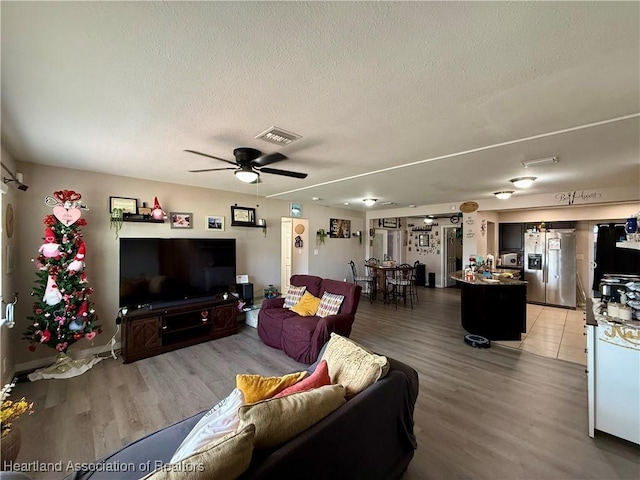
[9,287,640,479]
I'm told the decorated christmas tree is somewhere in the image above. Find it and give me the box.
[23,190,101,353]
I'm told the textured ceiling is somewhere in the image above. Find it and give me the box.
[1,2,639,212]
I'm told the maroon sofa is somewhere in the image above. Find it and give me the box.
[257,275,362,364]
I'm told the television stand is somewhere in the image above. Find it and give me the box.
[121,296,238,363]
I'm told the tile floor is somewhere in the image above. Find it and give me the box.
[495,303,587,365]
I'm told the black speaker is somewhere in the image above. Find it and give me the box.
[236,283,254,306]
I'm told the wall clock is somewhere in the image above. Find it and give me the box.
[5,203,14,238]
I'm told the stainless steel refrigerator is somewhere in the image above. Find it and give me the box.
[524,230,576,308]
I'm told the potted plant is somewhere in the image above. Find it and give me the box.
[316,228,327,245]
[110,207,124,238]
[1,379,34,464]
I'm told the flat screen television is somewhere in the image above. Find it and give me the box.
[119,238,236,309]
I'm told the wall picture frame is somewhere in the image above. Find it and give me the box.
[205,215,225,231]
[329,218,351,238]
[170,212,193,229]
[382,217,398,228]
[290,202,302,218]
[109,196,137,214]
[231,206,256,226]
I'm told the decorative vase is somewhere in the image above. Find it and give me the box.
[1,427,21,468]
[625,217,638,234]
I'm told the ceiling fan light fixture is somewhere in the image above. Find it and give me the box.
[510,176,537,188]
[235,167,259,183]
[494,191,514,200]
[363,198,377,207]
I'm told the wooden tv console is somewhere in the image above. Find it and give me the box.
[121,296,238,363]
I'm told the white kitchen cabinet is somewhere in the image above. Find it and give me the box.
[587,321,640,445]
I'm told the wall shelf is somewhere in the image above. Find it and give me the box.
[122,214,164,223]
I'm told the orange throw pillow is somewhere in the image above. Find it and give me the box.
[236,371,307,404]
[274,360,331,398]
[290,291,321,316]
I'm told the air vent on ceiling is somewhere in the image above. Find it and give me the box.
[255,126,302,146]
[380,201,396,206]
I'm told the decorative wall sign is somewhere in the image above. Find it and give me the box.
[555,190,602,206]
[329,218,351,238]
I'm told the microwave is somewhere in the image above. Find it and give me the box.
[500,253,519,265]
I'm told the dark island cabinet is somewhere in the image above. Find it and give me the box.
[122,297,238,363]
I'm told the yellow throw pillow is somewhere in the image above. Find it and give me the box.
[320,333,389,398]
[237,384,346,449]
[236,371,307,404]
[290,291,321,316]
[142,424,255,480]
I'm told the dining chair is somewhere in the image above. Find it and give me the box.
[387,263,417,309]
[349,260,376,303]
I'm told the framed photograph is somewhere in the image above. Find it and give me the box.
[170,212,193,229]
[382,217,398,228]
[205,215,225,231]
[231,206,256,226]
[329,218,351,238]
[109,196,137,214]
[290,202,302,218]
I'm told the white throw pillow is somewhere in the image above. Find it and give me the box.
[170,388,245,463]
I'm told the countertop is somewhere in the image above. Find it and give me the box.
[586,297,640,330]
[450,270,528,286]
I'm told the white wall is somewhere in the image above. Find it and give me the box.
[8,162,365,373]
[0,147,20,384]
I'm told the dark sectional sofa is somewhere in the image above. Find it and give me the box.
[258,274,362,363]
[65,346,419,480]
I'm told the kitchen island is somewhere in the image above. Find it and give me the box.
[450,270,528,341]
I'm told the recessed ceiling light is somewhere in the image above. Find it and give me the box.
[494,191,514,200]
[510,176,537,188]
[344,202,350,205]
[312,197,320,201]
[363,198,377,207]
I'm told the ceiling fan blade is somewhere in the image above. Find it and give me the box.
[259,167,308,179]
[252,152,287,167]
[184,149,238,166]
[188,167,236,173]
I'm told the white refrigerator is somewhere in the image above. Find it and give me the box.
[524,230,576,308]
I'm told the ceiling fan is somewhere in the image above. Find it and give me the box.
[186,147,308,183]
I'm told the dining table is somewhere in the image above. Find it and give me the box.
[368,263,412,304]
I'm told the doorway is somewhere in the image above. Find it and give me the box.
[280,218,309,292]
[372,229,402,263]
[442,226,462,287]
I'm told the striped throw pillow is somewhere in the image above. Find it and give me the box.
[316,292,345,318]
[283,285,307,308]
